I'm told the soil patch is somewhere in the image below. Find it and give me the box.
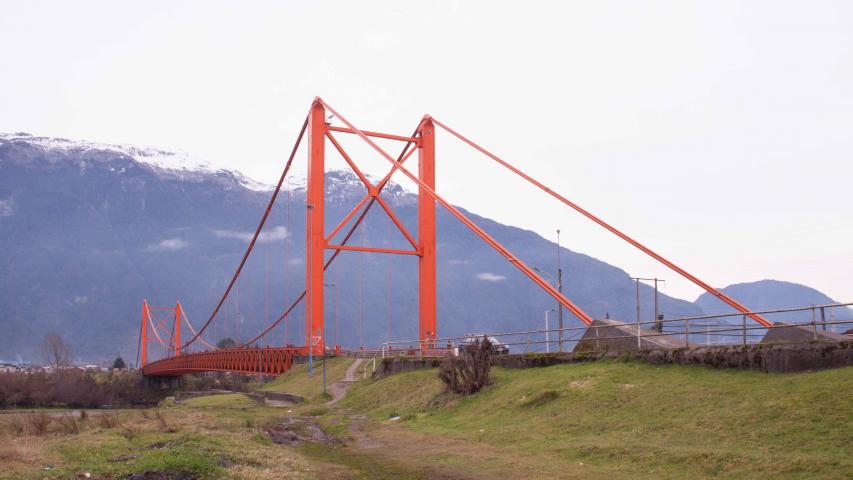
[145,440,181,450]
[125,471,195,480]
[108,453,140,463]
[265,417,340,446]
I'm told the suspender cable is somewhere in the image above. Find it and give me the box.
[387,219,392,345]
[284,184,291,345]
[181,309,217,350]
[236,125,420,348]
[179,111,310,349]
[265,221,270,337]
[359,225,365,349]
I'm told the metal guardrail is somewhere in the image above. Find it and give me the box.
[365,302,853,359]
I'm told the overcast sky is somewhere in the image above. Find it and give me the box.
[1,1,851,303]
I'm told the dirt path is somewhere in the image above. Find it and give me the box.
[326,358,363,405]
[341,416,577,479]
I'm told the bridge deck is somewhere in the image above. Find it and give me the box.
[142,347,301,377]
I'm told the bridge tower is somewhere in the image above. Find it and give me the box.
[304,99,438,355]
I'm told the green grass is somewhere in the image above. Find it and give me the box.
[340,360,853,479]
[52,431,226,479]
[1,394,345,479]
[259,357,354,402]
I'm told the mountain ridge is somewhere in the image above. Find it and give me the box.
[1,133,845,362]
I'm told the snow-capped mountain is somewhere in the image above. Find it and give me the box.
[0,132,272,192]
[0,133,709,362]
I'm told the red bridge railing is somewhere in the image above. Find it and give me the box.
[142,347,301,377]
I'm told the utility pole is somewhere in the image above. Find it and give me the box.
[556,229,564,352]
[652,278,665,332]
[629,277,657,344]
[544,308,555,353]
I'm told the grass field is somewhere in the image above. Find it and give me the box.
[258,357,354,401]
[0,390,419,479]
[337,360,853,479]
[1,359,850,479]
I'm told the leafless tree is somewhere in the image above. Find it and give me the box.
[41,332,73,370]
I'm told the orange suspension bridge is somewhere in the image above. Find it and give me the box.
[137,98,770,377]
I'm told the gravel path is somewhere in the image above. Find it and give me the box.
[326,358,363,405]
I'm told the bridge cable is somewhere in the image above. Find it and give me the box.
[179,110,310,349]
[430,118,771,328]
[319,99,596,326]
[234,126,420,348]
[181,308,217,350]
[283,181,291,345]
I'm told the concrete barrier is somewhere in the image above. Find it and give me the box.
[574,318,685,352]
[761,322,849,344]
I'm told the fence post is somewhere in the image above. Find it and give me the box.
[637,319,642,349]
[811,307,817,340]
[742,314,747,346]
[684,319,689,348]
[820,306,827,331]
[594,324,600,352]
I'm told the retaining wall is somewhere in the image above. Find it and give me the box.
[372,341,852,378]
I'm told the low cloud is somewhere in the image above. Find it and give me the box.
[0,197,14,218]
[476,272,506,282]
[448,259,470,266]
[214,226,290,242]
[287,258,304,266]
[146,238,188,252]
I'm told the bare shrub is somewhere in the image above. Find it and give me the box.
[0,437,43,464]
[0,443,20,462]
[439,336,492,395]
[26,413,51,436]
[119,426,135,441]
[2,417,27,436]
[79,409,88,421]
[153,409,176,433]
[97,413,121,429]
[56,414,80,435]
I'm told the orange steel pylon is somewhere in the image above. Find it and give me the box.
[138,300,184,368]
[305,99,437,355]
[141,96,770,377]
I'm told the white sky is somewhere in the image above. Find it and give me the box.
[1,1,851,303]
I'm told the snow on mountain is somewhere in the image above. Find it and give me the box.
[0,132,273,192]
[0,133,414,203]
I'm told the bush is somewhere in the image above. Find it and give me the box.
[439,336,492,395]
[0,370,167,409]
[56,414,80,434]
[26,413,51,436]
[96,414,121,429]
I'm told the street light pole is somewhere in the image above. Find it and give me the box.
[556,229,563,352]
[544,309,555,353]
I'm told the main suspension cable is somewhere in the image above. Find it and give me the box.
[180,111,310,349]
